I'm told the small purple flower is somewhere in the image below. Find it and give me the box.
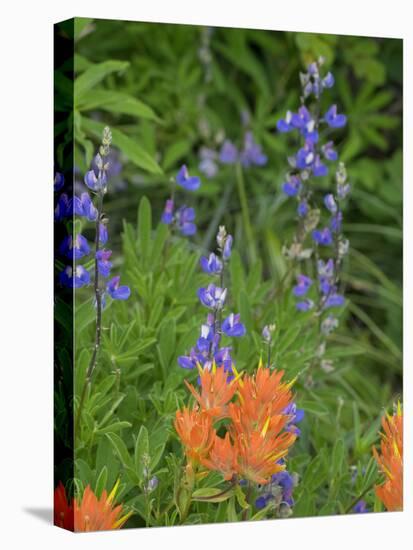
[312,227,333,246]
[291,106,318,144]
[240,132,267,167]
[161,199,174,225]
[282,175,302,197]
[199,147,219,178]
[322,72,334,89]
[276,110,294,133]
[321,141,338,161]
[353,500,369,514]
[107,276,131,300]
[176,206,196,236]
[96,249,112,277]
[317,259,335,278]
[296,142,315,170]
[330,211,343,232]
[255,496,270,510]
[262,324,275,343]
[197,318,215,352]
[319,277,332,295]
[214,347,233,374]
[99,223,108,245]
[178,348,200,370]
[312,155,328,177]
[324,194,337,214]
[59,234,90,260]
[84,169,107,191]
[73,192,98,221]
[221,313,246,338]
[176,165,201,191]
[198,284,227,309]
[59,265,90,288]
[283,403,305,436]
[324,293,345,309]
[293,274,312,297]
[297,201,309,217]
[223,235,233,260]
[296,299,314,312]
[200,253,223,274]
[54,194,72,221]
[54,172,64,192]
[324,105,347,129]
[337,183,351,199]
[219,140,238,164]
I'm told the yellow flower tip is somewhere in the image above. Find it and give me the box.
[261,416,271,438]
[258,356,264,369]
[285,376,298,390]
[212,359,217,374]
[112,510,133,529]
[107,478,120,504]
[196,362,204,377]
[397,401,402,417]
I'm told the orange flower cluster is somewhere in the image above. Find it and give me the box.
[373,402,403,511]
[54,479,132,532]
[175,362,297,484]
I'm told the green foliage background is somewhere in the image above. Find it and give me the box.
[55,18,402,526]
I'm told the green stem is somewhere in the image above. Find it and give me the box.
[344,482,376,514]
[235,162,256,264]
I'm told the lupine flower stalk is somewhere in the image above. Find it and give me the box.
[178,226,245,379]
[67,127,131,435]
[161,165,200,236]
[277,58,351,364]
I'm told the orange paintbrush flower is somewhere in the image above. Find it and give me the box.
[184,362,238,419]
[201,432,238,480]
[230,401,297,484]
[236,362,294,429]
[54,480,132,532]
[174,406,216,463]
[373,402,403,511]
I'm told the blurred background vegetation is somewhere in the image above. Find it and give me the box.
[55,18,402,521]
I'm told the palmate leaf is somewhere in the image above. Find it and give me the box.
[81,117,163,175]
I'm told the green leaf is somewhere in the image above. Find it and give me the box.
[105,432,134,470]
[76,89,159,121]
[138,196,152,262]
[331,439,345,478]
[82,117,163,175]
[134,425,150,481]
[75,60,129,99]
[192,487,235,503]
[94,466,108,498]
[96,421,132,435]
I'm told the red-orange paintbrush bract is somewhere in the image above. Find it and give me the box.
[54,479,132,532]
[175,361,298,485]
[373,402,403,511]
